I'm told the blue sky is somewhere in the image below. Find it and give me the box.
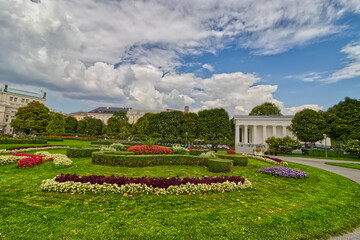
[1,0,360,116]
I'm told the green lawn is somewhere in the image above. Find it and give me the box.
[325,162,360,170]
[0,141,360,239]
[278,153,360,162]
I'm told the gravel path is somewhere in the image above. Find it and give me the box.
[276,156,360,240]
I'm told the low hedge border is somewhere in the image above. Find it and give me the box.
[189,149,209,156]
[207,159,233,173]
[306,149,344,157]
[216,154,248,166]
[0,139,48,144]
[67,147,101,158]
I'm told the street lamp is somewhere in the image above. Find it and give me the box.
[185,132,188,147]
[323,134,328,159]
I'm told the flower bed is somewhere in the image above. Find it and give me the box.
[0,153,38,165]
[227,149,236,154]
[0,145,68,154]
[258,167,307,178]
[36,151,72,167]
[126,145,173,155]
[17,155,45,168]
[246,154,288,166]
[41,174,252,195]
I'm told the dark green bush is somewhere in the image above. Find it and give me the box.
[39,137,64,142]
[207,159,233,173]
[67,147,101,158]
[0,139,48,144]
[91,141,114,145]
[216,154,248,166]
[307,149,344,157]
[189,149,208,156]
[92,151,208,167]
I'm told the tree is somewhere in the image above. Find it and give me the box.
[77,119,87,134]
[181,112,199,143]
[325,97,360,142]
[289,109,327,146]
[113,111,128,122]
[85,117,104,136]
[132,113,153,139]
[147,111,184,141]
[249,102,282,116]
[198,108,231,142]
[11,102,50,134]
[65,117,78,134]
[46,113,65,135]
[343,139,360,158]
[106,117,120,136]
[266,136,302,153]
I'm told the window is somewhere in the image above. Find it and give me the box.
[14,97,17,102]
[5,115,8,118]
[5,119,8,122]
[25,99,29,103]
[21,98,25,103]
[9,96,13,101]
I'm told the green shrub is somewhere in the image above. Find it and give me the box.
[67,147,101,158]
[110,143,126,151]
[307,149,344,157]
[207,159,233,173]
[39,137,64,142]
[90,141,114,145]
[189,149,208,156]
[172,146,189,155]
[199,152,217,158]
[0,139,48,144]
[216,155,248,166]
[92,151,208,167]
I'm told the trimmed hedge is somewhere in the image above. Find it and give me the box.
[92,151,209,167]
[306,149,344,157]
[189,149,209,156]
[0,139,47,144]
[67,147,101,158]
[39,137,64,142]
[207,159,233,173]
[91,141,114,145]
[216,154,248,166]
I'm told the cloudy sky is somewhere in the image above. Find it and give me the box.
[1,0,360,116]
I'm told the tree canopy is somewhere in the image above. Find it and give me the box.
[198,108,231,142]
[85,117,104,136]
[46,113,65,135]
[113,111,128,122]
[249,102,282,116]
[11,102,50,134]
[77,119,87,134]
[325,97,360,142]
[289,109,327,144]
[65,117,78,134]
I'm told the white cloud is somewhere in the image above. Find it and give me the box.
[285,72,327,82]
[326,41,360,83]
[0,0,354,115]
[202,63,214,72]
[282,104,324,115]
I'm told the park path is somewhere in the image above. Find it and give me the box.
[276,156,360,240]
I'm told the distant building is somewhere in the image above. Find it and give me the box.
[0,83,46,134]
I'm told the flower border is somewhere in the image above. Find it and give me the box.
[41,176,252,195]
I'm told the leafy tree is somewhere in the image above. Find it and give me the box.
[113,111,128,122]
[181,112,199,142]
[325,97,360,142]
[266,136,302,153]
[249,102,282,116]
[132,113,153,138]
[147,111,184,141]
[85,117,104,136]
[65,117,78,134]
[11,102,50,134]
[77,119,87,134]
[46,113,65,135]
[198,108,231,142]
[289,109,327,146]
[118,120,130,140]
[106,117,120,136]
[343,139,360,158]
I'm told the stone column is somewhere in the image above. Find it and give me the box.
[272,126,276,138]
[244,125,248,143]
[253,125,257,144]
[235,124,240,144]
[282,126,287,137]
[263,125,267,144]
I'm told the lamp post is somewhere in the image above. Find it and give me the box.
[123,131,125,141]
[323,134,328,159]
[185,132,188,147]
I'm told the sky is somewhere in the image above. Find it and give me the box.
[1,0,360,116]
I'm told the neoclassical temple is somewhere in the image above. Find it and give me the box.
[234,115,294,152]
[233,115,330,153]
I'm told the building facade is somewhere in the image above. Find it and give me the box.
[0,84,46,134]
[234,115,330,153]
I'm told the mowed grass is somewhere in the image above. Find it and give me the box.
[0,141,359,239]
[325,162,360,170]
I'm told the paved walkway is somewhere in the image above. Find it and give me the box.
[276,156,360,240]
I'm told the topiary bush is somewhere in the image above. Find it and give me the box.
[189,149,209,156]
[207,159,233,173]
[67,147,101,158]
[216,154,248,166]
[0,139,48,144]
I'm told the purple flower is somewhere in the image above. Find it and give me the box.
[258,167,307,178]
